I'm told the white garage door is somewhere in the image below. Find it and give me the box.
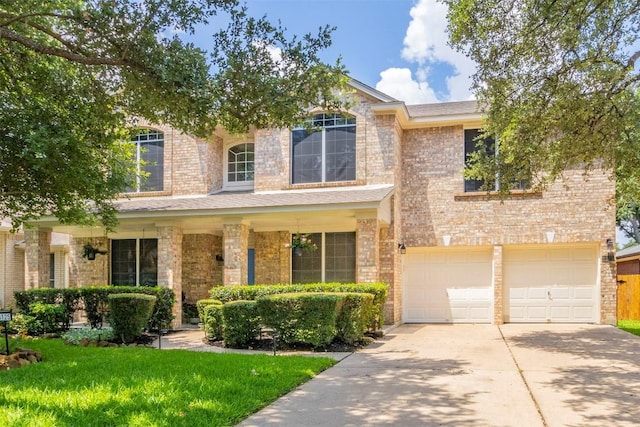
[504,245,598,323]
[403,248,493,323]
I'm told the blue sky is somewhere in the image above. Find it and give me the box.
[190,0,476,105]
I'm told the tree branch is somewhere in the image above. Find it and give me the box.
[628,50,640,69]
[0,27,128,66]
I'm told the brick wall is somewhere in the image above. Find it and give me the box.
[157,226,183,328]
[255,231,290,284]
[182,233,222,302]
[69,237,109,287]
[223,223,249,285]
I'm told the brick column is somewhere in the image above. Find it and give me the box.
[157,225,183,329]
[24,228,51,289]
[255,231,290,284]
[600,239,617,325]
[357,217,381,283]
[223,221,249,285]
[493,245,504,324]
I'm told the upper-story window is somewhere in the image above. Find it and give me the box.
[127,129,164,192]
[291,113,356,184]
[464,128,527,192]
[225,143,254,190]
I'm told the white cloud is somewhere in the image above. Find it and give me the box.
[375,68,438,104]
[376,0,476,103]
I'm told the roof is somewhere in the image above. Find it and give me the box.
[114,184,395,216]
[406,100,480,118]
[617,244,640,260]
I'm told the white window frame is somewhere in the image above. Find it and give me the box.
[291,113,356,184]
[129,129,164,193]
[224,142,255,191]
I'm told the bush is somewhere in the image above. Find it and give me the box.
[202,304,224,341]
[335,293,375,344]
[210,282,387,329]
[13,288,80,331]
[7,313,42,336]
[257,293,343,348]
[29,302,66,333]
[196,299,223,322]
[61,327,115,345]
[108,293,156,343]
[222,301,260,348]
[79,287,113,328]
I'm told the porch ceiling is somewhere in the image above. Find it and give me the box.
[33,185,394,237]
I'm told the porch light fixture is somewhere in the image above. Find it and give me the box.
[545,231,555,243]
[397,243,406,254]
[443,235,451,246]
[215,254,224,267]
[606,238,615,262]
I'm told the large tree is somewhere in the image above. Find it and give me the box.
[0,0,346,230]
[444,0,640,203]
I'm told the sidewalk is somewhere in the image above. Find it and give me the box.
[152,328,352,361]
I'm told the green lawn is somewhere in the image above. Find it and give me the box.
[618,319,640,337]
[0,338,335,426]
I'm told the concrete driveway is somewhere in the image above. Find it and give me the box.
[239,324,640,427]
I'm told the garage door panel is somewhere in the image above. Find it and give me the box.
[505,246,597,323]
[403,248,492,323]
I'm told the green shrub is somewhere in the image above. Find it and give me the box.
[79,287,113,328]
[8,313,42,336]
[108,293,157,343]
[29,302,66,333]
[335,293,374,344]
[13,288,80,331]
[61,327,115,345]
[202,304,224,341]
[196,299,223,321]
[257,293,343,348]
[210,282,387,328]
[222,301,260,348]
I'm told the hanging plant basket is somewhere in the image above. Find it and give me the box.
[285,233,318,256]
[82,243,107,261]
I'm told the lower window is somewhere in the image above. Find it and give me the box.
[292,232,356,283]
[111,239,158,286]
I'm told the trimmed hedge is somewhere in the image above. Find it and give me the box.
[335,293,374,344]
[210,282,387,328]
[14,286,175,332]
[196,299,223,322]
[108,293,157,343]
[222,300,260,348]
[257,293,343,348]
[202,304,224,341]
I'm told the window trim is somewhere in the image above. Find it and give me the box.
[110,238,158,286]
[290,231,356,283]
[223,142,255,191]
[463,128,529,193]
[128,129,164,193]
[290,113,357,185]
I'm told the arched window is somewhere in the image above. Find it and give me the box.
[128,129,164,192]
[291,113,356,184]
[225,143,254,190]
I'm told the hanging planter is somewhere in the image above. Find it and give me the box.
[82,243,107,261]
[285,233,318,256]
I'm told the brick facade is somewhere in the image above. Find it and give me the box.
[255,231,290,284]
[19,84,617,327]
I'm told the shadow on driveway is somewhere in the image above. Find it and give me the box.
[501,324,640,427]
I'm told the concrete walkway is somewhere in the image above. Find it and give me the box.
[238,324,640,427]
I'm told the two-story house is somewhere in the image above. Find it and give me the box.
[16,79,617,328]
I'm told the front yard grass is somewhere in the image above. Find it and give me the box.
[0,338,335,426]
[618,319,640,337]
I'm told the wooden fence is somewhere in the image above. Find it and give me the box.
[617,274,640,320]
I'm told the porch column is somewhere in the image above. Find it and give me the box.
[356,217,380,283]
[24,228,51,289]
[223,220,249,285]
[493,245,504,325]
[255,231,290,284]
[157,225,183,329]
